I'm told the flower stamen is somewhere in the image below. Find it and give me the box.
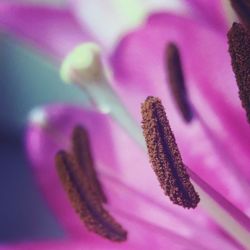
[72,125,107,203]
[55,126,127,241]
[165,43,193,122]
[229,0,250,29]
[227,22,250,123]
[141,96,200,208]
[55,136,127,241]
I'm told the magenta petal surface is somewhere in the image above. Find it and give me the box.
[26,104,239,249]
[0,3,93,60]
[0,232,235,250]
[26,104,196,234]
[110,13,250,212]
[184,0,229,33]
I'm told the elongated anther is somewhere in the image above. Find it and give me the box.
[165,43,193,122]
[72,125,107,203]
[229,0,250,29]
[227,23,250,123]
[141,96,200,208]
[55,150,127,242]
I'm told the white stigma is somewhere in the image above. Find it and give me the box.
[60,42,146,149]
[28,107,48,127]
[60,42,106,85]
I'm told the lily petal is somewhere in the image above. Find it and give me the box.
[0,225,235,250]
[26,104,242,249]
[184,0,230,32]
[110,13,250,213]
[68,0,186,51]
[0,3,93,60]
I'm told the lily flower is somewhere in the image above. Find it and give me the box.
[1,0,250,249]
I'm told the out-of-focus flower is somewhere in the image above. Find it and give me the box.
[1,0,250,249]
[0,0,232,59]
[0,1,93,61]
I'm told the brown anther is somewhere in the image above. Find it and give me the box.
[55,150,127,242]
[141,96,200,208]
[165,43,193,122]
[229,0,250,29]
[72,125,107,203]
[227,23,250,123]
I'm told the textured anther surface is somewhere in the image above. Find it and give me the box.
[228,23,250,123]
[55,151,127,242]
[141,96,200,208]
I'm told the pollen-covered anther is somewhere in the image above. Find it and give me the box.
[55,150,127,242]
[141,96,200,209]
[72,125,107,203]
[227,23,250,123]
[229,0,250,29]
[165,43,193,122]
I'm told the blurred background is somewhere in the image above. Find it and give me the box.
[0,2,92,241]
[0,34,68,242]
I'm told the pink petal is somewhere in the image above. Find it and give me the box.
[0,228,233,250]
[26,104,240,249]
[0,3,93,60]
[110,13,250,212]
[184,0,229,33]
[26,104,197,234]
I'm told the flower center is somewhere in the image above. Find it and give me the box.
[141,96,200,209]
[55,126,127,242]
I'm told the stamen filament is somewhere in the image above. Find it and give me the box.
[113,209,212,250]
[96,162,250,249]
[189,168,250,249]
[78,162,248,249]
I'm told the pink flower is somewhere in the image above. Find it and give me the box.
[0,0,230,59]
[1,1,250,249]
